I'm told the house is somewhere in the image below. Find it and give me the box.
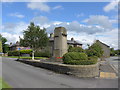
[9,41,30,51]
[95,40,110,57]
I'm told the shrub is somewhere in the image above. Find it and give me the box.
[86,42,103,57]
[63,52,88,61]
[20,49,32,54]
[68,47,84,52]
[88,56,98,60]
[34,51,51,58]
[63,59,97,65]
[63,52,98,65]
[8,50,20,56]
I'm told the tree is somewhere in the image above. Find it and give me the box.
[0,34,9,53]
[86,42,103,57]
[110,48,115,56]
[68,46,84,53]
[0,40,2,53]
[20,22,49,60]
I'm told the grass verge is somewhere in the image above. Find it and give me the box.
[0,78,11,89]
[2,56,48,59]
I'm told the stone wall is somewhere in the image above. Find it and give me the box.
[18,60,99,78]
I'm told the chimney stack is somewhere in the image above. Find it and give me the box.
[71,37,74,41]
[50,33,54,38]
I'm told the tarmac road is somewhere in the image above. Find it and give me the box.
[1,57,118,88]
[105,56,119,73]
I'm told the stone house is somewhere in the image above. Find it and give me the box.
[95,40,110,57]
[9,41,30,51]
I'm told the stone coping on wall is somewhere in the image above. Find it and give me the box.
[18,59,100,78]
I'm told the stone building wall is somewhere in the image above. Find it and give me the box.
[96,40,110,57]
[53,27,68,57]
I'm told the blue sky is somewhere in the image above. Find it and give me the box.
[1,1,118,49]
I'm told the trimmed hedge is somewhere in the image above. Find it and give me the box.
[34,51,51,58]
[63,52,88,61]
[63,52,98,65]
[20,49,32,54]
[8,50,20,56]
[8,50,32,56]
[8,50,51,58]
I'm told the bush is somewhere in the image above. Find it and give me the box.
[8,50,20,56]
[63,52,98,65]
[20,49,32,54]
[34,51,51,58]
[86,42,103,57]
[63,59,97,65]
[63,52,88,61]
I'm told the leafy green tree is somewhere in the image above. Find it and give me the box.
[20,22,49,60]
[0,41,2,53]
[0,34,9,53]
[86,42,103,57]
[110,48,116,56]
[68,46,84,53]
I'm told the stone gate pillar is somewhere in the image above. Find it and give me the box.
[53,27,68,57]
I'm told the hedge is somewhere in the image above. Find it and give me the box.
[63,59,98,65]
[20,49,32,54]
[63,52,98,65]
[33,51,51,58]
[8,50,51,58]
[8,50,20,56]
[63,52,88,61]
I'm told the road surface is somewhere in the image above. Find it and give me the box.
[2,57,118,88]
[105,56,119,73]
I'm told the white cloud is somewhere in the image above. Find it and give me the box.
[1,32,22,44]
[83,15,113,29]
[46,21,106,34]
[27,2,50,12]
[31,16,49,25]
[53,5,63,10]
[2,22,28,34]
[103,0,118,12]
[9,12,25,18]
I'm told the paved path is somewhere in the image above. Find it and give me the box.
[2,57,118,88]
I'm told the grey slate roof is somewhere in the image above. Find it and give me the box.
[49,37,82,45]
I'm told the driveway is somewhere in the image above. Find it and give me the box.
[1,57,118,88]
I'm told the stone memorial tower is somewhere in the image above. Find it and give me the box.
[53,27,68,57]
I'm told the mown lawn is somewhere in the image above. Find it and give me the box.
[3,56,48,59]
[0,78,11,89]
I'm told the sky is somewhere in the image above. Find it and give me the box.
[1,0,119,49]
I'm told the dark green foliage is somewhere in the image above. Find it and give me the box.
[63,52,98,65]
[63,52,88,61]
[86,42,103,57]
[63,59,97,65]
[20,22,49,51]
[0,34,9,53]
[3,44,9,53]
[8,51,20,56]
[110,48,120,56]
[34,51,51,58]
[68,46,84,53]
